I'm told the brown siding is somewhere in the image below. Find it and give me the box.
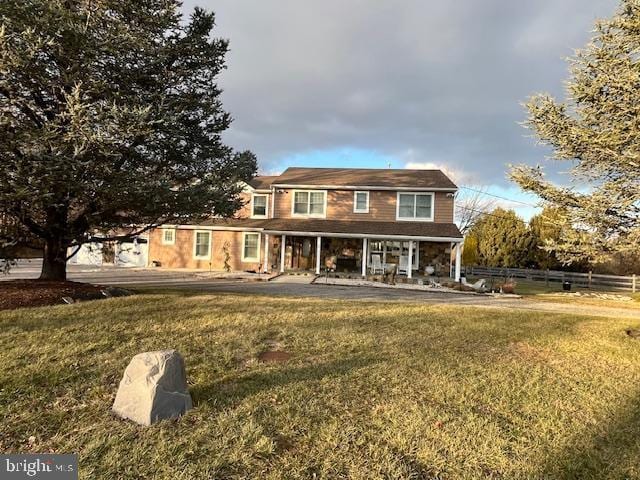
[148,182,456,272]
[273,189,454,223]
[433,191,454,223]
[148,228,264,271]
[327,190,396,221]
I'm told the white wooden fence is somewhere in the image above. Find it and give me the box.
[465,266,637,293]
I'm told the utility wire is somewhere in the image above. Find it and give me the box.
[456,204,560,228]
[457,205,529,225]
[458,185,540,208]
[456,185,563,228]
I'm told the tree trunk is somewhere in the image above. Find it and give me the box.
[40,237,68,281]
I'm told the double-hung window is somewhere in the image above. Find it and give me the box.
[353,191,369,213]
[161,228,175,245]
[251,194,268,218]
[242,233,260,262]
[396,192,434,221]
[292,190,326,217]
[193,231,211,259]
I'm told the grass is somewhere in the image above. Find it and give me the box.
[513,280,640,310]
[469,276,640,309]
[473,276,629,296]
[532,293,640,310]
[2,293,640,479]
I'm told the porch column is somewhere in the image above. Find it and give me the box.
[315,236,322,274]
[449,242,454,278]
[280,234,286,273]
[407,241,413,279]
[455,241,462,282]
[361,238,368,277]
[263,234,270,273]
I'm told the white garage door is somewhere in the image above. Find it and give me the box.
[115,239,148,267]
[68,243,103,266]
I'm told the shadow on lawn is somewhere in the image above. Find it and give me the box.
[304,309,597,362]
[190,355,379,408]
[538,389,640,479]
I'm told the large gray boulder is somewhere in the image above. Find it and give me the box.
[112,350,192,426]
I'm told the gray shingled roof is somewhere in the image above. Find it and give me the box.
[272,167,457,189]
[247,176,278,190]
[196,218,462,239]
[263,218,462,239]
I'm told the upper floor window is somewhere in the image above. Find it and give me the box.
[353,191,369,213]
[292,190,326,217]
[251,194,268,218]
[161,228,175,245]
[396,192,434,221]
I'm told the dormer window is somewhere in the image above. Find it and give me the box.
[251,194,268,218]
[396,192,434,221]
[353,191,369,213]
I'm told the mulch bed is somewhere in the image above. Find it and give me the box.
[0,280,108,311]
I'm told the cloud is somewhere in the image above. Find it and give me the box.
[181,0,618,186]
[404,161,469,185]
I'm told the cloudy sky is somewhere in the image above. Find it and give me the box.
[183,0,618,217]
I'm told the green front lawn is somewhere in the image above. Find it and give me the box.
[2,293,640,479]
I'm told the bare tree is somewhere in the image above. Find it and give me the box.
[455,186,496,234]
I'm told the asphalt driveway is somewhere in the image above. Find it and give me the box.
[4,259,639,318]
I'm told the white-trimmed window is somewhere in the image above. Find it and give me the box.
[242,232,260,262]
[396,192,434,221]
[161,228,175,245]
[251,194,268,218]
[193,230,211,259]
[292,190,326,218]
[353,191,369,213]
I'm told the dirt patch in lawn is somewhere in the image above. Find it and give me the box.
[0,280,110,311]
[257,350,291,363]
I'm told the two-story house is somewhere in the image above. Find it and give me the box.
[147,167,464,280]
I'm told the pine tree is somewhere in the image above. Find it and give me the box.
[0,1,256,280]
[468,208,535,268]
[528,207,565,270]
[511,0,640,264]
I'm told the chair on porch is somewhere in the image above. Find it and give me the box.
[398,255,409,275]
[370,254,384,274]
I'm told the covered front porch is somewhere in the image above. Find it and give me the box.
[264,232,463,281]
